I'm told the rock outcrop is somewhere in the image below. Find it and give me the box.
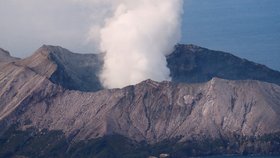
[168,44,280,85]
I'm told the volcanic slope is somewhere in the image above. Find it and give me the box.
[2,44,280,93]
[0,45,280,157]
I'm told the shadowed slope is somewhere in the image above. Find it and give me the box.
[168,44,280,85]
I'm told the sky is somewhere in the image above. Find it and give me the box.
[182,0,280,71]
[0,0,279,71]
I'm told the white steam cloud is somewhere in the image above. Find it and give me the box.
[86,0,183,88]
[0,0,183,88]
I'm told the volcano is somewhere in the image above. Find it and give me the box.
[0,44,280,158]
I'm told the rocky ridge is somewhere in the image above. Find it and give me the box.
[0,45,280,157]
[17,45,103,92]
[0,48,18,61]
[3,78,280,143]
[168,44,280,85]
[3,44,280,93]
[0,48,19,67]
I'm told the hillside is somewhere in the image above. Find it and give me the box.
[0,45,280,157]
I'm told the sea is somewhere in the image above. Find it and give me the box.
[196,156,280,158]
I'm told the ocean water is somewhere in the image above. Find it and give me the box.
[204,156,280,158]
[182,0,280,71]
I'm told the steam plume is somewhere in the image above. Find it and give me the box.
[90,0,183,88]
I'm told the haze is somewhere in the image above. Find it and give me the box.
[0,0,279,71]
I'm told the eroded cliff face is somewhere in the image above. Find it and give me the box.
[2,77,280,143]
[0,45,280,157]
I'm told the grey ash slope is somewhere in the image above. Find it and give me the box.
[5,78,280,142]
[0,45,102,121]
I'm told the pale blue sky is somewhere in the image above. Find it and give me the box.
[0,0,279,71]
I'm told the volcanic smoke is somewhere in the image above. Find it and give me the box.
[88,0,183,88]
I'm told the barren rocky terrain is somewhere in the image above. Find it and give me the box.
[0,45,279,158]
